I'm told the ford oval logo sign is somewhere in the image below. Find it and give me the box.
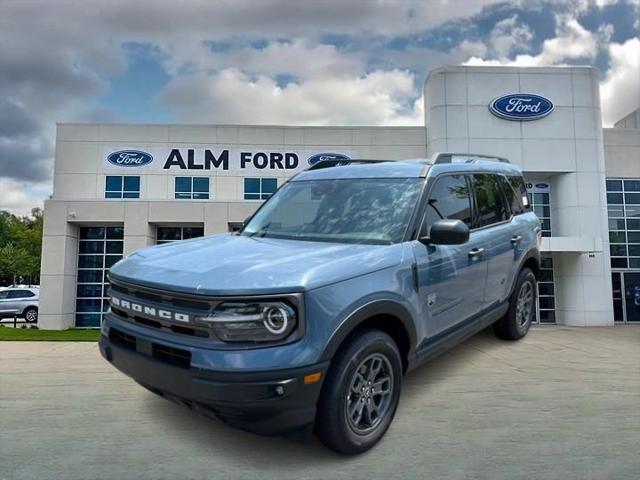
[107,150,153,167]
[307,152,351,166]
[489,94,554,121]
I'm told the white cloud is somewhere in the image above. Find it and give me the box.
[159,68,422,126]
[600,37,640,126]
[489,15,534,58]
[464,15,599,66]
[0,179,48,217]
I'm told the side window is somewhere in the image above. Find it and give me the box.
[507,175,530,213]
[498,175,521,215]
[0,290,9,299]
[424,175,472,235]
[472,174,510,228]
[8,290,32,299]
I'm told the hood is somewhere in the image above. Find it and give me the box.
[109,234,406,296]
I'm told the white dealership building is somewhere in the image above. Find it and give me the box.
[39,65,640,329]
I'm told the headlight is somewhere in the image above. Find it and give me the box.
[195,301,297,342]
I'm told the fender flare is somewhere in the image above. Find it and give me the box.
[509,248,541,297]
[318,300,418,363]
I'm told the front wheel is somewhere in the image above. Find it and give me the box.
[315,329,402,454]
[494,267,537,340]
[24,306,38,323]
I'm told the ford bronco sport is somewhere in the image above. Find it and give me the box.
[100,153,541,454]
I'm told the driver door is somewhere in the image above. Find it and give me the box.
[411,174,488,338]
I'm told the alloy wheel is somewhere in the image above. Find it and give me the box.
[345,353,394,435]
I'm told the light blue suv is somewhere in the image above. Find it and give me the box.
[100,153,540,454]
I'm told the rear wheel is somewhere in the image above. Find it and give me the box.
[23,306,38,323]
[316,329,402,454]
[494,267,536,340]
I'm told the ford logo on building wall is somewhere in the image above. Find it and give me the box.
[307,153,351,166]
[107,150,154,167]
[489,94,554,121]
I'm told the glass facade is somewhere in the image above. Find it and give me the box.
[244,177,277,200]
[156,226,205,244]
[75,226,124,327]
[606,178,640,322]
[175,177,210,200]
[526,182,556,323]
[105,176,140,198]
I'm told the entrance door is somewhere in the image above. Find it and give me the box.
[623,272,640,322]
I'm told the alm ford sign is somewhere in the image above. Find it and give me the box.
[107,150,154,167]
[489,94,554,121]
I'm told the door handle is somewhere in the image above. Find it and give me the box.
[468,247,485,258]
[511,235,523,245]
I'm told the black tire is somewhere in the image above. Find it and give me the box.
[23,306,38,323]
[494,267,536,340]
[315,329,402,454]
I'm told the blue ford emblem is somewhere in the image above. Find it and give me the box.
[107,150,153,167]
[307,153,351,166]
[535,183,549,189]
[489,94,554,121]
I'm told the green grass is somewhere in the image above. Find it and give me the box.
[0,326,100,341]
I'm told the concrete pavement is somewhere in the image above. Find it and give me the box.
[1,326,639,480]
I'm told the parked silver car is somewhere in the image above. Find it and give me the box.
[0,287,39,323]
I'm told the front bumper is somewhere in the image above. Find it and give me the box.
[99,327,329,436]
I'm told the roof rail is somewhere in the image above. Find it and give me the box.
[306,159,389,171]
[432,152,511,164]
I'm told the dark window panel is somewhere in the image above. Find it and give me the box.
[105,176,122,191]
[244,178,260,194]
[175,177,191,193]
[104,255,122,268]
[122,192,139,199]
[607,193,624,204]
[77,284,103,298]
[123,176,140,192]
[262,178,278,194]
[609,219,626,230]
[628,245,640,256]
[76,299,102,312]
[541,255,554,269]
[609,231,626,243]
[175,192,192,199]
[628,232,640,243]
[613,300,624,322]
[607,206,624,218]
[192,193,209,200]
[78,255,104,269]
[75,313,101,327]
[539,297,555,309]
[244,193,261,200]
[193,177,209,193]
[628,219,640,230]
[182,227,204,239]
[106,226,124,239]
[629,258,640,268]
[538,283,555,296]
[623,180,640,192]
[105,191,123,199]
[80,227,105,240]
[77,269,103,283]
[611,257,628,268]
[624,193,640,205]
[606,179,623,192]
[610,245,627,256]
[540,270,554,282]
[157,227,181,241]
[79,241,104,254]
[538,310,556,324]
[106,241,123,254]
[533,193,550,205]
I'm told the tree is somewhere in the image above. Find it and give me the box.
[0,208,43,285]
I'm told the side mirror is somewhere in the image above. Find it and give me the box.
[420,219,469,245]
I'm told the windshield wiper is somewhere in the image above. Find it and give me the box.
[249,222,271,237]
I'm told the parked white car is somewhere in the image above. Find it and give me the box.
[0,287,40,322]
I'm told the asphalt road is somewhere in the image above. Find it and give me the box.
[1,326,639,480]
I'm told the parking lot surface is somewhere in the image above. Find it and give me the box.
[1,326,639,480]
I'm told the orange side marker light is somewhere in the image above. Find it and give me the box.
[304,372,322,384]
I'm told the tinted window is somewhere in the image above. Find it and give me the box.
[7,290,34,299]
[473,174,510,227]
[0,290,8,299]
[503,175,529,214]
[424,175,472,235]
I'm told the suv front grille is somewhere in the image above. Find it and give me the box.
[109,328,136,351]
[152,343,192,368]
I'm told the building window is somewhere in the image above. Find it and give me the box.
[607,178,640,323]
[156,226,204,244]
[75,226,124,328]
[228,222,244,233]
[175,177,210,200]
[527,182,556,324]
[244,178,277,200]
[105,176,140,199]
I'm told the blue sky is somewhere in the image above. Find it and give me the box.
[0,0,638,214]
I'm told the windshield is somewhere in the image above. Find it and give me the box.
[241,178,423,244]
